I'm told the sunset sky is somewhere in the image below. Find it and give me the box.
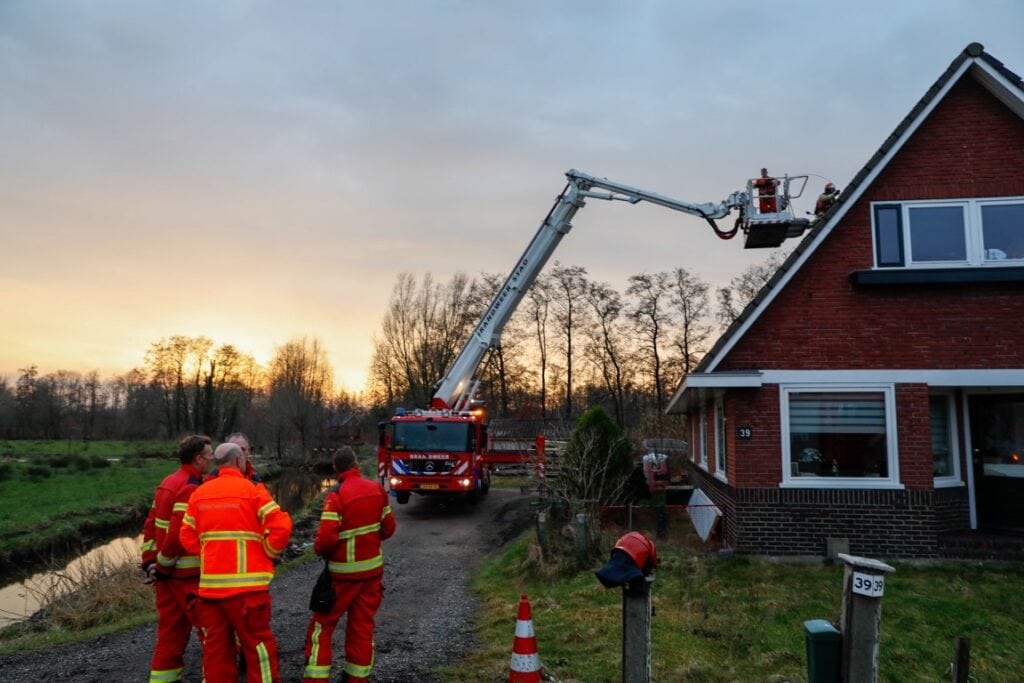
[2,2,1023,392]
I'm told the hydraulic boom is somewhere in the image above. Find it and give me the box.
[430,169,809,411]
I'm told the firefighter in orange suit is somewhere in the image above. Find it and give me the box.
[181,442,292,683]
[303,447,396,682]
[140,434,212,683]
[753,167,780,213]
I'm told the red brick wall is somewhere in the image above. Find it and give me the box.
[726,387,782,487]
[719,74,1024,372]
[896,384,933,490]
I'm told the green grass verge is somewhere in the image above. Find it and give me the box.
[444,532,1024,682]
[0,439,174,458]
[0,458,174,563]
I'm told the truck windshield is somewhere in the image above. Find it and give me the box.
[392,421,472,452]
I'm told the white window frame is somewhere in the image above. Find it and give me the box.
[780,384,902,489]
[714,393,728,481]
[871,196,1024,269]
[699,403,708,470]
[930,391,962,488]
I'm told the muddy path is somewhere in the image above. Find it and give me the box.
[0,487,533,682]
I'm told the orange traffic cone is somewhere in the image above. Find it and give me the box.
[509,593,541,682]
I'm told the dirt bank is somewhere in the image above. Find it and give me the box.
[0,487,534,682]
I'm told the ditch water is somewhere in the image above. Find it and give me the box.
[0,468,333,627]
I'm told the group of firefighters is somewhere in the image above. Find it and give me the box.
[140,433,395,683]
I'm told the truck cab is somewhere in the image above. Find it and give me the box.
[379,408,491,504]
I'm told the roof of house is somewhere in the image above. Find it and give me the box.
[666,43,1024,415]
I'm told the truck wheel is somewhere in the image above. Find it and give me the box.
[396,491,411,505]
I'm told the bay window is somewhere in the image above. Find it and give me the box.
[782,385,899,487]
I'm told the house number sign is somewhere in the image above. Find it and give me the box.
[737,426,753,440]
[851,572,885,598]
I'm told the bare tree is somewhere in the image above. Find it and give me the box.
[371,272,478,409]
[669,267,713,379]
[583,281,633,426]
[525,273,554,418]
[145,335,212,436]
[0,376,14,438]
[627,272,673,412]
[716,249,791,326]
[549,263,591,420]
[268,336,333,459]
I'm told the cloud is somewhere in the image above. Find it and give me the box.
[1,1,1023,386]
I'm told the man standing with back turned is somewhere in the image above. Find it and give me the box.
[303,446,396,683]
[181,442,292,683]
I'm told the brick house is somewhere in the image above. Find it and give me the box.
[665,43,1024,558]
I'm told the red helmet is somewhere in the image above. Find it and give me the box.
[825,182,836,192]
[614,532,657,574]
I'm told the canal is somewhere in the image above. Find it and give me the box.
[0,467,332,627]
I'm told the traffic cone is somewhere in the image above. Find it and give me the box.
[509,593,541,682]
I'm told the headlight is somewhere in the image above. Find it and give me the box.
[390,477,401,486]
[459,478,472,488]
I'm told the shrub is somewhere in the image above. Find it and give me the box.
[48,455,70,469]
[25,465,51,480]
[0,462,13,482]
[70,455,92,472]
[555,405,634,504]
[89,456,111,469]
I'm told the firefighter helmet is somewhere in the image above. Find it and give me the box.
[614,531,657,574]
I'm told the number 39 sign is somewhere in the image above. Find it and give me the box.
[852,572,885,597]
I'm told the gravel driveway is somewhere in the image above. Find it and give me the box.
[0,487,532,682]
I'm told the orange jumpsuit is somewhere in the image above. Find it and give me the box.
[754,175,779,213]
[181,469,292,683]
[302,469,396,682]
[140,463,204,683]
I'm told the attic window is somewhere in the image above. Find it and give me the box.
[873,198,1024,269]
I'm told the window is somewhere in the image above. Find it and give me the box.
[873,198,1024,268]
[908,206,966,262]
[714,394,728,478]
[392,421,473,452]
[929,394,959,484]
[874,205,904,266]
[982,204,1024,260]
[699,404,708,469]
[782,386,899,487]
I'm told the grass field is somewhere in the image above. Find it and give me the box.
[0,441,177,562]
[443,524,1024,682]
[0,439,174,458]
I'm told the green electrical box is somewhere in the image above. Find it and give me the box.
[803,619,841,682]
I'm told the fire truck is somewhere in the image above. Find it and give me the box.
[379,169,810,504]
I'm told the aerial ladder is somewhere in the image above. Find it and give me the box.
[432,169,809,412]
[380,169,809,504]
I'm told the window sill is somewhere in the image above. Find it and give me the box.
[780,479,906,490]
[851,266,1024,286]
[934,478,965,489]
[714,471,728,485]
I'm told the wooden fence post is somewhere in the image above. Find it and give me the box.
[951,636,970,683]
[575,513,589,567]
[536,512,549,561]
[622,577,654,683]
[837,553,895,683]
